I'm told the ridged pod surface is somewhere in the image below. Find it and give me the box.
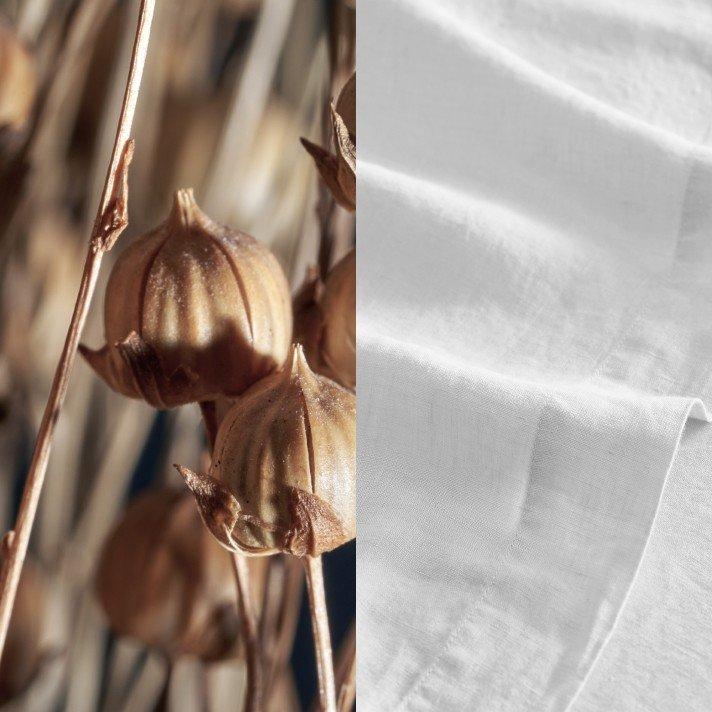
[80,189,292,408]
[179,345,355,557]
[297,249,356,390]
[95,488,267,661]
[319,248,355,389]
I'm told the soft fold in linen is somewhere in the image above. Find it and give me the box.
[358,0,712,709]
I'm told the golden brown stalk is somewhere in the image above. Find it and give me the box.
[304,555,337,712]
[0,0,155,664]
[335,624,356,712]
[232,552,263,712]
[261,556,304,698]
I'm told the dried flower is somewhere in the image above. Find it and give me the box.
[177,344,355,558]
[295,249,355,390]
[300,72,356,212]
[0,559,45,704]
[95,488,267,662]
[0,18,36,134]
[80,188,292,408]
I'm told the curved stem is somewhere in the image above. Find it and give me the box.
[303,555,336,712]
[0,0,155,664]
[231,552,263,712]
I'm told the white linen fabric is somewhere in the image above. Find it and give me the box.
[357,1,712,710]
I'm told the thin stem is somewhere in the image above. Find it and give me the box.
[231,552,263,712]
[335,624,356,712]
[0,0,155,664]
[261,555,304,702]
[303,555,337,712]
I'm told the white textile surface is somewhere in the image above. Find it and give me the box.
[357,1,712,710]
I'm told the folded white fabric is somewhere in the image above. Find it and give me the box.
[358,0,712,709]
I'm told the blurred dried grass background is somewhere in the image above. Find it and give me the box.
[0,0,355,709]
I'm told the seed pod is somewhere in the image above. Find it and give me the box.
[95,488,267,662]
[295,249,355,390]
[178,344,355,558]
[80,189,292,408]
[0,559,45,704]
[0,19,36,134]
[300,72,356,212]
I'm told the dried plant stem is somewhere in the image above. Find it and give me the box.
[335,624,356,712]
[231,552,263,712]
[303,555,337,712]
[0,0,155,663]
[261,556,304,699]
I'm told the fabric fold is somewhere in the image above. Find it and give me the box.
[359,0,712,708]
[358,330,703,710]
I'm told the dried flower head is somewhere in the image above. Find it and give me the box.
[300,72,356,212]
[0,558,45,704]
[0,18,36,134]
[80,189,292,408]
[178,344,355,558]
[295,249,355,390]
[95,488,267,662]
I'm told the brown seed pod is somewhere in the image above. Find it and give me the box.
[95,488,267,662]
[177,344,355,558]
[296,249,355,390]
[0,18,36,134]
[0,558,45,705]
[80,189,292,408]
[300,72,356,212]
[335,72,355,140]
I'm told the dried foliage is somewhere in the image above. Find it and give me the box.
[179,344,356,558]
[300,72,356,212]
[80,188,292,408]
[0,559,45,705]
[0,0,355,709]
[296,249,355,390]
[95,487,267,662]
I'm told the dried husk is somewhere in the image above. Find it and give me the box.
[0,559,45,705]
[178,344,355,558]
[95,488,268,662]
[80,189,292,408]
[300,72,356,212]
[335,72,355,140]
[0,18,36,135]
[296,249,355,390]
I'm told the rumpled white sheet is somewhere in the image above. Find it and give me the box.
[357,1,712,709]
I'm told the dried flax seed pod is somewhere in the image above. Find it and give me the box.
[300,72,356,212]
[0,18,36,134]
[0,559,45,704]
[178,344,355,558]
[80,189,292,408]
[296,249,355,390]
[95,488,267,662]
